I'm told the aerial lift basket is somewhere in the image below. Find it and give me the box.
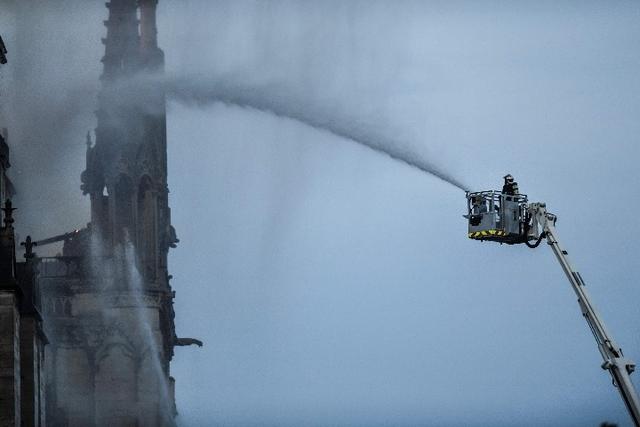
[465,190,530,244]
[464,177,640,426]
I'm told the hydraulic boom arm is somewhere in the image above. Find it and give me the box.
[529,203,640,426]
[467,177,640,425]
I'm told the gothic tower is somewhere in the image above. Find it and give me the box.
[40,1,183,426]
[83,0,174,280]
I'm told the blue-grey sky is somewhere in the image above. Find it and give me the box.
[2,1,640,426]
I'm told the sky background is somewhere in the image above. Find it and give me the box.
[2,1,640,426]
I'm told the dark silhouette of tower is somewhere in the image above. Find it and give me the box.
[82,0,175,287]
[0,37,48,427]
[39,1,192,426]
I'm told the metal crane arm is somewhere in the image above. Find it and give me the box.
[33,229,81,247]
[529,203,640,426]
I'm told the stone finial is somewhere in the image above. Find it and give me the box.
[0,35,7,64]
[2,198,15,227]
[21,235,37,259]
[139,0,159,50]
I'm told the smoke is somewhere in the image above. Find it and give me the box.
[164,74,468,191]
[0,0,470,254]
[90,233,174,422]
[5,1,640,426]
[38,232,174,424]
[121,239,174,421]
[0,0,103,245]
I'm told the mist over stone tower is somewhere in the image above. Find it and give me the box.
[40,1,187,426]
[82,0,176,285]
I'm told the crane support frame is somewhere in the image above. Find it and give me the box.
[528,203,640,426]
[465,185,640,425]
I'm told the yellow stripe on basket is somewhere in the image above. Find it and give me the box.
[468,229,507,239]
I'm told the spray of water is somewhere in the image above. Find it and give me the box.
[121,240,173,421]
[118,72,468,192]
[168,76,468,192]
[87,230,173,424]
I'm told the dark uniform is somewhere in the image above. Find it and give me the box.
[502,174,519,195]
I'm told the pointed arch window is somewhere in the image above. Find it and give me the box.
[137,176,157,280]
[114,174,135,243]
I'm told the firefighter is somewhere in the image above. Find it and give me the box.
[471,196,481,214]
[502,174,519,195]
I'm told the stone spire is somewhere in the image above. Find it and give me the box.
[101,0,140,82]
[139,0,158,49]
[88,0,170,265]
[140,0,165,71]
